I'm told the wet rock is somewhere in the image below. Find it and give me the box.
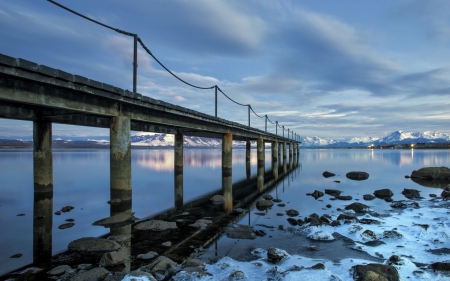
[429,194,437,198]
[441,185,450,199]
[382,230,403,239]
[287,218,298,226]
[322,171,336,178]
[363,194,376,201]
[137,251,158,260]
[277,203,286,207]
[384,197,393,202]
[272,199,282,203]
[346,171,369,181]
[134,220,177,231]
[256,200,274,210]
[307,230,334,241]
[390,201,408,208]
[337,214,358,221]
[93,212,139,228]
[107,198,121,205]
[349,225,363,234]
[68,267,109,281]
[326,204,332,208]
[210,195,225,204]
[48,265,72,276]
[58,223,75,229]
[373,189,394,199]
[330,220,341,227]
[10,253,22,258]
[402,188,421,199]
[319,215,330,224]
[107,235,132,243]
[99,251,126,266]
[189,219,213,229]
[335,195,352,200]
[276,213,284,216]
[309,263,325,270]
[162,241,171,247]
[410,167,450,188]
[352,263,399,281]
[285,209,299,216]
[54,211,61,215]
[334,180,340,183]
[426,247,450,255]
[263,194,273,200]
[255,229,266,236]
[61,206,74,213]
[126,271,157,281]
[311,190,324,199]
[325,189,341,196]
[65,218,75,222]
[229,270,246,279]
[267,247,289,262]
[361,230,378,241]
[17,213,25,216]
[388,255,403,265]
[308,217,321,226]
[430,262,450,271]
[226,225,256,239]
[359,218,381,225]
[68,237,121,252]
[413,223,429,230]
[139,256,179,280]
[345,202,370,213]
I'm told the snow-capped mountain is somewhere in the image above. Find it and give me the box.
[302,130,450,147]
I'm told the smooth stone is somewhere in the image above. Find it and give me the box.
[134,220,177,231]
[68,237,121,252]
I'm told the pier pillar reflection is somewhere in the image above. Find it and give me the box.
[272,141,278,180]
[245,140,251,179]
[174,133,183,208]
[110,116,132,236]
[222,133,233,214]
[33,120,53,265]
[257,138,265,192]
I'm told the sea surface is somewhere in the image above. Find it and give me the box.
[0,148,449,279]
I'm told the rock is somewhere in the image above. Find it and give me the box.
[308,217,321,226]
[17,213,25,216]
[276,213,284,216]
[335,195,352,200]
[10,253,22,258]
[307,230,334,241]
[337,214,357,221]
[388,255,403,265]
[334,180,340,183]
[441,185,450,199]
[287,218,298,226]
[326,204,332,208]
[359,218,381,225]
[48,265,72,276]
[93,212,139,227]
[430,262,450,271]
[322,171,336,178]
[263,194,273,200]
[346,171,369,181]
[134,220,177,231]
[68,237,121,252]
[429,194,437,198]
[139,256,179,280]
[107,235,132,243]
[352,264,399,281]
[384,197,393,202]
[226,225,256,239]
[363,194,376,200]
[361,230,378,241]
[410,167,450,188]
[68,267,109,281]
[277,203,286,207]
[272,199,282,203]
[311,190,324,199]
[319,215,330,224]
[183,258,205,268]
[229,270,246,279]
[58,223,75,229]
[99,251,126,266]
[255,229,266,236]
[189,219,213,229]
[267,247,289,262]
[331,220,341,227]
[137,251,158,260]
[61,206,74,213]
[54,211,61,215]
[162,241,172,247]
[390,201,419,208]
[310,263,325,270]
[325,189,341,196]
[256,200,274,210]
[373,189,394,199]
[210,195,225,204]
[285,209,299,216]
[382,230,403,239]
[345,202,370,213]
[401,188,421,199]
[127,271,157,281]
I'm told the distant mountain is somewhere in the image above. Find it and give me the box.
[302,130,450,147]
[1,130,449,148]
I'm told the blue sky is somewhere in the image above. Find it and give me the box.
[1,0,450,140]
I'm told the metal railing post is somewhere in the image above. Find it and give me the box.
[133,35,138,93]
[282,126,284,137]
[276,121,278,136]
[288,129,290,140]
[265,115,267,132]
[215,86,217,117]
[248,105,250,127]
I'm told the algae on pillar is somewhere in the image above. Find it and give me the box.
[110,116,132,236]
[174,133,184,207]
[33,120,53,265]
[257,138,265,192]
[222,133,233,214]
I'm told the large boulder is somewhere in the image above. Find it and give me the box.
[345,202,370,213]
[139,256,179,280]
[99,251,126,267]
[267,248,289,262]
[322,171,336,178]
[401,188,421,199]
[410,167,450,188]
[374,189,393,199]
[346,171,369,181]
[352,263,399,281]
[256,200,274,210]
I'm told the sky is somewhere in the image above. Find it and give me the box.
[1,0,450,140]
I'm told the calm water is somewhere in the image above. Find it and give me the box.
[0,148,449,276]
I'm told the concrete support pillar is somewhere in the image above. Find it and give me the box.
[110,116,132,236]
[245,140,251,180]
[272,141,278,180]
[289,142,293,169]
[174,133,183,208]
[283,142,287,174]
[257,138,265,192]
[33,120,53,265]
[222,133,233,214]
